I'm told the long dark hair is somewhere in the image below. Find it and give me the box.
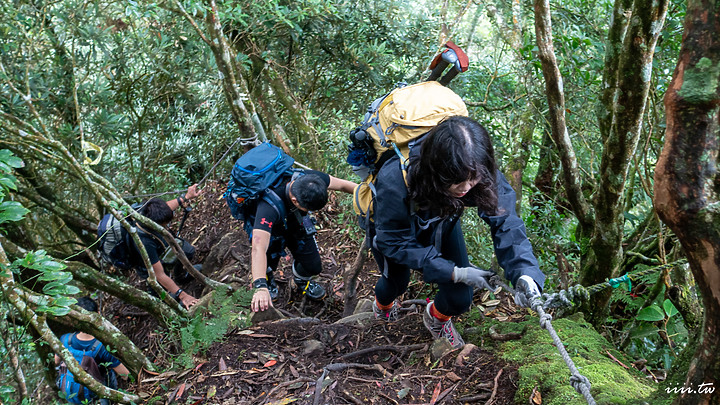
[407,116,498,216]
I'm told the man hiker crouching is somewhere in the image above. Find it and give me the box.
[130,184,203,309]
[249,171,356,312]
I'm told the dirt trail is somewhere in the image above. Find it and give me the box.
[111,181,521,404]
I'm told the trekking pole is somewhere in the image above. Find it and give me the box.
[176,206,192,238]
[427,40,469,85]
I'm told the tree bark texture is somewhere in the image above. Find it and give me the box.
[21,290,154,374]
[0,316,29,402]
[582,0,668,326]
[597,0,633,141]
[654,1,720,403]
[533,0,593,230]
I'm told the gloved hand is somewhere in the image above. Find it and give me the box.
[453,266,495,291]
[514,275,541,308]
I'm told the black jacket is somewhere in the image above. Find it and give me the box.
[372,153,546,290]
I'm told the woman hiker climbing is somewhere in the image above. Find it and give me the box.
[369,115,546,348]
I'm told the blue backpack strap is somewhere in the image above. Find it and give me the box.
[61,332,71,349]
[87,339,101,358]
[262,190,287,227]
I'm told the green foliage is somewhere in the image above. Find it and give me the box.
[462,210,495,270]
[522,194,581,290]
[608,269,689,372]
[0,150,27,227]
[0,150,80,401]
[172,288,253,369]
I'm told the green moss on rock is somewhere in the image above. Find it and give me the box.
[490,314,655,404]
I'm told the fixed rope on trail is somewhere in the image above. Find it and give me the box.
[530,260,686,310]
[493,260,686,405]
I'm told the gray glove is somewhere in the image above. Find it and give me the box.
[514,275,541,308]
[453,266,495,291]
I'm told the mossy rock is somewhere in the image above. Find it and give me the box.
[478,314,655,404]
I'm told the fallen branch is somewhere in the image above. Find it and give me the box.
[263,377,314,404]
[341,388,364,405]
[313,363,388,405]
[401,299,430,306]
[435,383,458,404]
[337,343,426,361]
[605,350,629,369]
[488,325,525,341]
[378,391,400,404]
[455,343,477,366]
[484,368,503,405]
[457,392,490,402]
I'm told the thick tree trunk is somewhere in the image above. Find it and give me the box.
[533,0,667,326]
[583,0,668,325]
[597,0,633,141]
[653,1,720,403]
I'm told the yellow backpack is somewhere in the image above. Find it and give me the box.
[346,81,468,226]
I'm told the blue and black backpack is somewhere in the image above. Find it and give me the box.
[225,143,297,235]
[56,333,104,404]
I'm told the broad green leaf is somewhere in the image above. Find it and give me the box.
[38,271,72,281]
[63,285,81,295]
[43,281,79,295]
[0,175,18,190]
[628,324,660,340]
[53,296,78,307]
[663,299,679,318]
[0,201,29,223]
[636,305,665,322]
[47,307,72,316]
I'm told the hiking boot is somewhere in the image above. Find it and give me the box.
[266,268,279,300]
[423,301,465,349]
[373,300,400,322]
[293,277,326,300]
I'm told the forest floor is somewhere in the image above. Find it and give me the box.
[104,181,556,404]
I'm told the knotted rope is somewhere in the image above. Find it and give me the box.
[491,277,596,404]
[488,260,687,404]
[531,260,685,310]
[530,295,596,404]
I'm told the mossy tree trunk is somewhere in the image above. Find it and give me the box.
[533,0,668,326]
[582,0,668,326]
[653,1,720,403]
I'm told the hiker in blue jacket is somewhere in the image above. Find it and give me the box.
[55,297,130,404]
[250,171,356,312]
[370,116,545,348]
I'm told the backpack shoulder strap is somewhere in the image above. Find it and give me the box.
[61,333,71,349]
[262,190,287,226]
[88,339,101,357]
[136,224,167,248]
